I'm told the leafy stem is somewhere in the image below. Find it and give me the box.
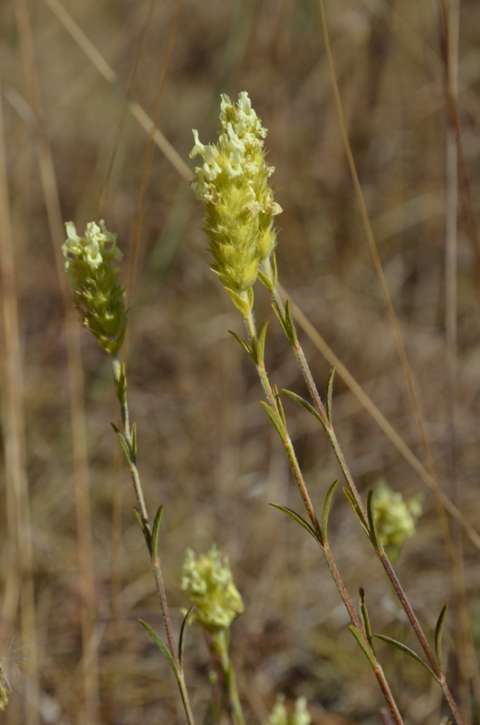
[262,259,466,725]
[111,357,196,725]
[237,293,404,725]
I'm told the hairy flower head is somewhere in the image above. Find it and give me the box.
[267,696,311,725]
[63,220,127,355]
[190,91,281,306]
[181,546,244,632]
[373,481,422,557]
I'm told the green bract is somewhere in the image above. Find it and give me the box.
[181,546,244,632]
[63,220,127,355]
[373,481,422,557]
[266,696,311,725]
[190,91,281,305]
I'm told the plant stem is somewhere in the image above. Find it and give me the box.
[210,631,246,725]
[111,357,196,725]
[330,421,466,725]
[240,296,404,725]
[264,270,466,725]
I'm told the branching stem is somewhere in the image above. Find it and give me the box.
[240,294,404,725]
[263,265,466,725]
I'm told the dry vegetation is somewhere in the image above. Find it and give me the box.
[1,0,480,723]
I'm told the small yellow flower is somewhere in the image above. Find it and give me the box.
[190,92,281,307]
[181,546,244,632]
[63,220,127,355]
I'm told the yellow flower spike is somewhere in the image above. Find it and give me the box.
[190,91,281,309]
[63,220,127,356]
[181,545,244,632]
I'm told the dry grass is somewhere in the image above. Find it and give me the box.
[1,1,480,722]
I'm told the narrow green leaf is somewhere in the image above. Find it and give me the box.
[284,300,298,344]
[270,252,278,287]
[130,422,138,462]
[281,388,323,424]
[272,300,290,341]
[359,588,374,650]
[434,604,448,665]
[374,634,438,680]
[256,321,269,366]
[260,401,286,439]
[321,480,338,545]
[178,606,194,667]
[150,505,164,559]
[367,490,379,549]
[133,507,151,549]
[326,367,336,422]
[343,487,369,533]
[349,625,376,668]
[113,426,133,464]
[228,330,252,357]
[114,361,127,402]
[273,387,287,426]
[270,503,322,544]
[139,619,177,674]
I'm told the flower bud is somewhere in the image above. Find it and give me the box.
[373,481,422,557]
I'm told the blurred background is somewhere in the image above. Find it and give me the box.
[1,0,480,723]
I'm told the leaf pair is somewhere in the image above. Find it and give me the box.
[139,606,194,680]
[272,299,297,346]
[270,480,338,548]
[373,604,448,681]
[112,422,137,465]
[229,321,269,367]
[281,367,336,430]
[260,393,287,440]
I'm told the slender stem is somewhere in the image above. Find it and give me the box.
[210,631,246,725]
[323,542,361,630]
[266,275,466,725]
[111,357,196,725]
[112,358,150,527]
[176,671,197,725]
[374,666,404,725]
[243,304,318,528]
[240,297,404,724]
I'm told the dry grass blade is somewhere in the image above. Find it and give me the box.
[42,0,193,183]
[0,91,39,725]
[315,0,448,503]
[439,0,480,713]
[14,0,100,720]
